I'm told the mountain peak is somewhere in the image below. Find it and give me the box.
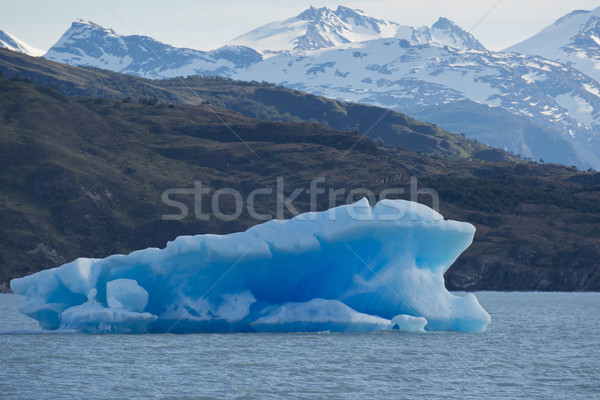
[430,17,487,52]
[228,6,485,53]
[229,5,400,52]
[555,9,591,25]
[297,6,336,21]
[0,29,45,57]
[69,19,119,36]
[44,20,261,78]
[334,5,372,21]
[335,5,363,14]
[505,6,600,81]
[553,7,600,26]
[296,5,372,22]
[432,17,456,29]
[73,18,98,26]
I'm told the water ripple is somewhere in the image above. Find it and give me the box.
[1,292,599,399]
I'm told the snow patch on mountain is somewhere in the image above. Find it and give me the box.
[554,93,596,126]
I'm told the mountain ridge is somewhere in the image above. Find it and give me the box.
[506,6,600,82]
[227,6,486,53]
[35,8,600,170]
[0,47,504,162]
[45,19,262,78]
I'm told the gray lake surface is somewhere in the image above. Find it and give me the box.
[1,292,599,399]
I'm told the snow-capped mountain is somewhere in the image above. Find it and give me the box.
[42,7,600,169]
[228,6,486,53]
[429,17,486,53]
[0,30,44,57]
[231,38,600,168]
[44,19,261,78]
[506,7,600,83]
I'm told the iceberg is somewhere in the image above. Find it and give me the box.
[10,198,491,333]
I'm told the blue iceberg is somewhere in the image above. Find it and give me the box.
[10,199,491,333]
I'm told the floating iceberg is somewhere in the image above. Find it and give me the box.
[11,199,491,333]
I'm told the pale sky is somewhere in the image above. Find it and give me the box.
[2,0,600,52]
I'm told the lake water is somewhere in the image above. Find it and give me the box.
[1,292,599,399]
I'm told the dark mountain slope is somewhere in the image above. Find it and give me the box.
[0,77,387,288]
[1,77,599,291]
[0,48,511,162]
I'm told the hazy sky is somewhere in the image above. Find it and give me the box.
[2,0,599,52]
